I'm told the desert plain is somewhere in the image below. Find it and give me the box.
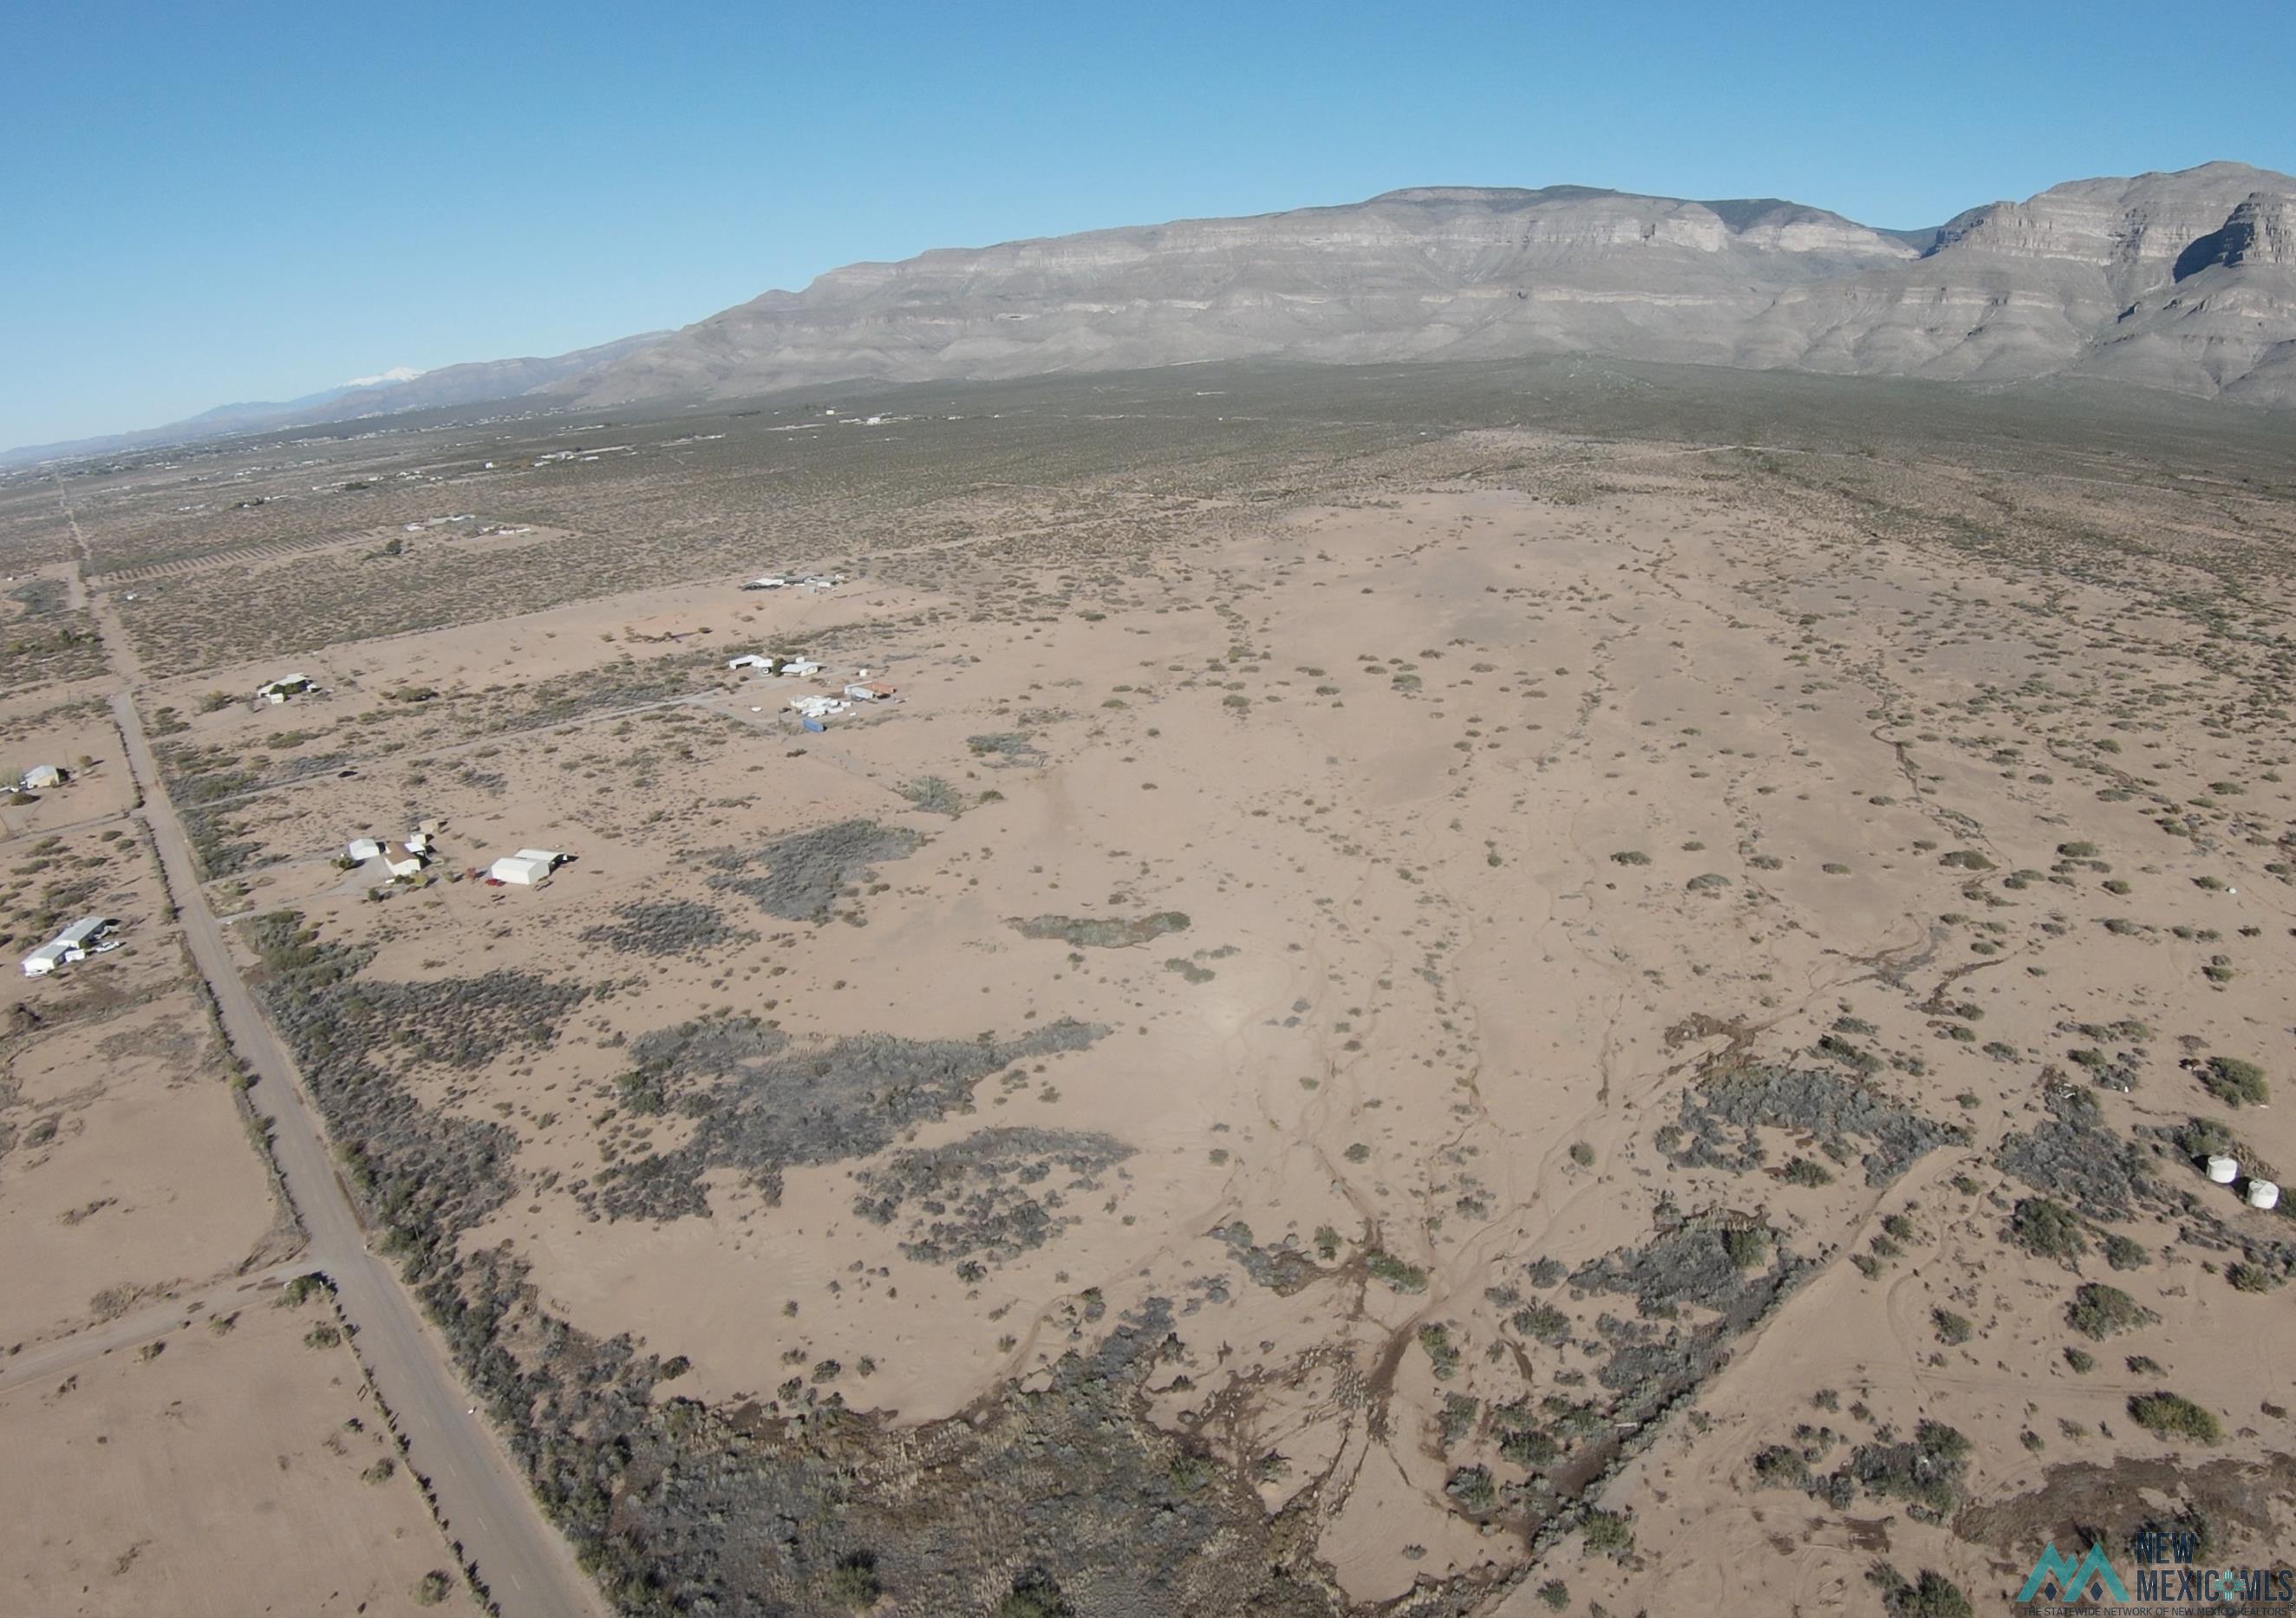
[2,358,2293,1615]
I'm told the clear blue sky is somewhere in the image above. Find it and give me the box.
[6,0,2291,451]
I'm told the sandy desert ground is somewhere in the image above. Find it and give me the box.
[1,359,2291,1615]
[0,1289,458,1616]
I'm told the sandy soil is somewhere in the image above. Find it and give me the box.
[12,375,2295,1614]
[0,1294,453,1617]
[182,464,2296,1606]
[0,988,286,1348]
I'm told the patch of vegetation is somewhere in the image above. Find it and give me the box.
[852,1127,1133,1266]
[897,776,970,816]
[967,731,1045,767]
[1367,1251,1430,1294]
[245,912,585,1246]
[2201,1056,2268,1109]
[1869,1563,1974,1618]
[578,899,759,957]
[2008,1197,2088,1265]
[592,1015,1104,1221]
[1013,912,1190,949]
[2128,1393,2221,1445]
[703,819,923,922]
[1666,1064,1965,1187]
[2067,1282,2156,1341]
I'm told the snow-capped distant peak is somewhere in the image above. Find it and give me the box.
[344,366,426,388]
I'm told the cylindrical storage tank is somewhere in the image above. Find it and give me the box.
[2208,1156,2241,1184]
[2248,1180,2280,1211]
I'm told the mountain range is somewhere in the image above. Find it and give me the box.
[14,160,2293,464]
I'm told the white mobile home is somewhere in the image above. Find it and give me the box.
[21,764,65,790]
[55,917,114,949]
[22,942,74,977]
[256,674,314,704]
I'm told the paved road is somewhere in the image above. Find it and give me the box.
[103,683,607,1615]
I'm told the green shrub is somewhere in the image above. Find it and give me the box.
[1445,1465,1497,1513]
[995,1567,1073,1618]
[1871,1564,1974,1618]
[2068,1283,2155,1339]
[2201,1057,2267,1108]
[827,1550,883,1608]
[1581,1508,1634,1557]
[2227,1262,2280,1294]
[1931,1308,1973,1346]
[2128,1393,2220,1445]
[2009,1197,2086,1263]
[1367,1251,1429,1294]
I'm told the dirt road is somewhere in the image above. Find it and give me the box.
[58,488,609,1618]
[107,687,605,1618]
[0,1262,307,1397]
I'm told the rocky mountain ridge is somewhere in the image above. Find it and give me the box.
[556,161,2294,408]
[13,160,2290,463]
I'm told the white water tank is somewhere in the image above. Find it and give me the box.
[2248,1180,2280,1211]
[2208,1155,2241,1184]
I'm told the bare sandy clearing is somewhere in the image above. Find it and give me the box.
[0,1295,450,1618]
[0,990,286,1347]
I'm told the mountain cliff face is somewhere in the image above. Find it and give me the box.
[556,161,2296,408]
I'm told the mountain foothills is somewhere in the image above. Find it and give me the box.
[14,160,2293,461]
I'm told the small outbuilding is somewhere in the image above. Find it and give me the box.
[777,658,822,678]
[256,674,315,704]
[348,837,383,863]
[21,764,66,790]
[727,654,773,671]
[842,682,897,702]
[489,855,552,886]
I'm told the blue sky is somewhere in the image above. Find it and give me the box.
[6,0,2292,451]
